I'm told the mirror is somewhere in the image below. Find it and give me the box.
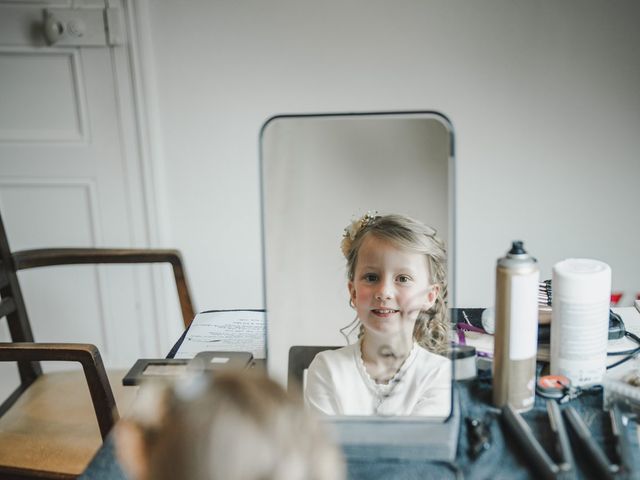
[260,112,455,422]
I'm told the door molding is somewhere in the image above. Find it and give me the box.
[120,0,185,349]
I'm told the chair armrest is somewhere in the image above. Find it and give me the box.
[0,342,118,439]
[11,248,195,328]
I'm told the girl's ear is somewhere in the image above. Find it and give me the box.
[115,420,150,480]
[348,281,356,306]
[424,284,440,309]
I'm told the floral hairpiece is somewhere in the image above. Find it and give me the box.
[340,210,379,258]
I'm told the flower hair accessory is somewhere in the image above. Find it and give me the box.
[340,210,379,258]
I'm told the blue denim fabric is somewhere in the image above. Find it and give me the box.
[81,376,640,480]
[79,437,128,480]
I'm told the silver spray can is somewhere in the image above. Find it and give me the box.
[492,241,540,411]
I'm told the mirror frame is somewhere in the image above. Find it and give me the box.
[259,109,457,416]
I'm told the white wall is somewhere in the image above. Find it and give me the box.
[143,0,640,322]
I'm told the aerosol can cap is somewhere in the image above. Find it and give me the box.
[499,240,537,269]
[508,241,526,255]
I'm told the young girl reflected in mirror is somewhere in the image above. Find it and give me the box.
[116,370,345,480]
[305,212,452,416]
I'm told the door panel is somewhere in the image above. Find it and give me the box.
[0,1,171,399]
[0,51,86,142]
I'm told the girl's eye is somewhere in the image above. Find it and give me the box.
[363,273,378,282]
[397,275,412,283]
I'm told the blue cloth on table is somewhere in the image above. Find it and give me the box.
[80,374,640,480]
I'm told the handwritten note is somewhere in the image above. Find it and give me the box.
[174,310,266,359]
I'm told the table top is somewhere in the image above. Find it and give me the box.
[80,368,640,480]
[81,307,640,479]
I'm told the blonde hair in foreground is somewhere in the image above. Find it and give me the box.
[341,212,450,355]
[116,370,345,480]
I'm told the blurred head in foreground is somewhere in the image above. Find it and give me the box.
[116,369,345,480]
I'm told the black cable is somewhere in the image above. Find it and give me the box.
[624,330,640,345]
[608,331,640,356]
[607,347,640,370]
[608,349,640,356]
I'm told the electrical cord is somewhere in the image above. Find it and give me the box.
[608,331,640,356]
[607,349,640,370]
[606,331,640,369]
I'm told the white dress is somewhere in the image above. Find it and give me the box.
[304,341,452,417]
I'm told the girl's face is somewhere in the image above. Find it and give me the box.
[348,235,438,342]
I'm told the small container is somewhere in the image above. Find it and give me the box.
[450,344,477,380]
[536,374,571,400]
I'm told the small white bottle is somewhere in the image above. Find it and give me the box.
[550,259,611,387]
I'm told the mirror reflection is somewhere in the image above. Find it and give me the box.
[261,113,454,419]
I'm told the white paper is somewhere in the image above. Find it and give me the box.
[174,310,266,359]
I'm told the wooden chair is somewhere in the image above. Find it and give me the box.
[0,212,195,480]
[287,345,340,397]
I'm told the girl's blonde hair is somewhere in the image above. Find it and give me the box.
[122,370,345,480]
[341,212,450,355]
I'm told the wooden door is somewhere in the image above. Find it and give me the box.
[0,0,177,396]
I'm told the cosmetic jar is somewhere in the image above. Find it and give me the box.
[449,345,477,381]
[550,258,611,387]
[536,374,571,400]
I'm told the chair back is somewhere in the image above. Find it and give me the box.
[0,212,41,397]
[0,209,195,477]
[287,345,340,395]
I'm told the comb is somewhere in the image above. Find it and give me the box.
[538,279,552,306]
[538,280,552,325]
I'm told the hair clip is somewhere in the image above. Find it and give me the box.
[341,211,380,258]
[343,210,380,241]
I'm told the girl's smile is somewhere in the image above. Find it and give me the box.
[370,308,400,317]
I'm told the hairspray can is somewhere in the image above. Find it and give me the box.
[550,259,611,387]
[492,241,540,411]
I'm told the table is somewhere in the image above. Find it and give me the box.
[82,307,640,479]
[80,366,640,480]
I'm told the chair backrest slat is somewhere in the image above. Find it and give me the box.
[0,268,8,290]
[0,213,42,384]
[288,345,340,395]
[0,297,16,318]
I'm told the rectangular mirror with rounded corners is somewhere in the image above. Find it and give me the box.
[260,112,458,460]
